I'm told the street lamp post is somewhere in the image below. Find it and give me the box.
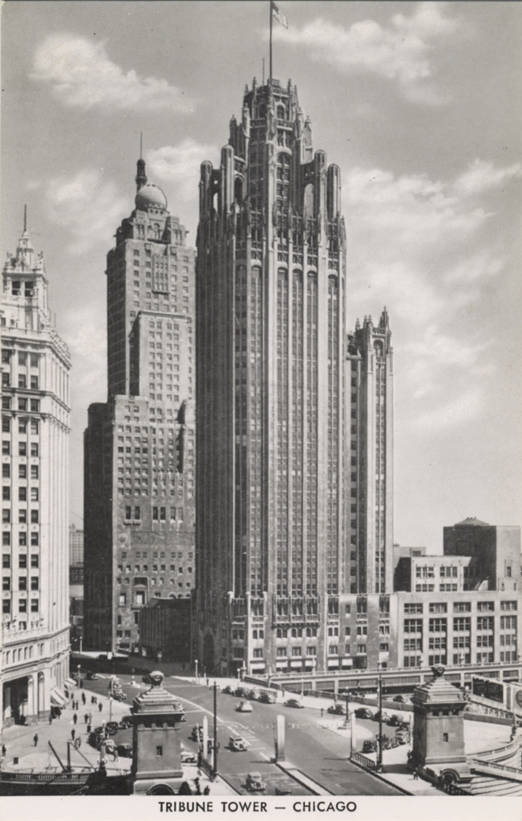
[194,658,199,681]
[343,689,351,728]
[212,681,218,779]
[76,664,81,686]
[376,666,383,772]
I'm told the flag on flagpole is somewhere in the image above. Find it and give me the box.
[271,1,288,29]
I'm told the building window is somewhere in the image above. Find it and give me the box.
[442,733,449,742]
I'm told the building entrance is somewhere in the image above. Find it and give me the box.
[2,676,29,726]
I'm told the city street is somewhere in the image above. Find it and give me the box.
[81,674,402,795]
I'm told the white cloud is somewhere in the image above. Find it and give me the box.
[45,168,127,254]
[145,139,217,203]
[31,33,194,113]
[413,387,483,431]
[453,159,522,197]
[273,2,459,104]
[344,158,518,427]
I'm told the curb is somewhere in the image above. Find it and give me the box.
[347,756,412,795]
[275,760,333,795]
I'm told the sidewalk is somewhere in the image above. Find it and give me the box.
[0,682,237,795]
[1,683,129,775]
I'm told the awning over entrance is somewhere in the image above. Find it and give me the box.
[64,678,76,690]
[50,688,67,707]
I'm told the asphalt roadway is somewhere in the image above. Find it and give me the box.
[82,674,402,796]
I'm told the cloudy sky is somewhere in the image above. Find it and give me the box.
[2,1,521,551]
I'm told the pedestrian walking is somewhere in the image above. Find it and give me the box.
[91,695,95,705]
[73,712,78,725]
[71,728,76,741]
[203,786,210,795]
[87,723,92,734]
[33,733,39,747]
[320,708,324,718]
[413,767,419,780]
[93,696,97,705]
[84,713,89,724]
[81,692,86,706]
[98,702,103,713]
[49,713,53,725]
[2,744,6,758]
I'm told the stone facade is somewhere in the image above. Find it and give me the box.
[84,159,195,653]
[195,77,394,676]
[1,213,71,729]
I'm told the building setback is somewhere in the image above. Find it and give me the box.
[83,159,195,654]
[195,77,393,676]
[1,213,71,727]
[346,311,393,595]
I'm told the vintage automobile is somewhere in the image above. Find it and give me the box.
[258,691,276,704]
[117,742,133,758]
[284,698,304,709]
[180,748,197,764]
[327,703,345,715]
[246,772,266,793]
[354,707,373,719]
[105,721,120,736]
[190,726,204,742]
[229,736,249,752]
[236,700,253,713]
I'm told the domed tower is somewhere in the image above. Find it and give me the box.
[83,155,196,654]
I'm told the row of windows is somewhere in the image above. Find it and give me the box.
[2,464,39,479]
[2,577,39,590]
[2,551,39,566]
[2,418,39,434]
[1,351,39,367]
[1,442,39,456]
[2,488,39,502]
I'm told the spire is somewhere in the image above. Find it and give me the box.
[135,133,147,191]
[23,203,28,233]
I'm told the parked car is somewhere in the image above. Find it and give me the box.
[117,742,132,758]
[85,670,97,680]
[372,710,391,723]
[229,736,249,751]
[222,685,234,695]
[362,739,377,753]
[327,703,345,715]
[246,771,266,793]
[247,689,260,701]
[234,686,246,698]
[387,713,402,726]
[285,698,304,709]
[236,700,253,713]
[105,721,120,736]
[395,729,409,744]
[354,707,373,719]
[180,748,197,764]
[112,690,127,702]
[392,694,405,703]
[190,726,203,742]
[258,691,276,704]
[119,716,132,729]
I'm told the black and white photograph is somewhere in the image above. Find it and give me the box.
[0,0,521,815]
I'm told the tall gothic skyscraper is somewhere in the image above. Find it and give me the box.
[1,214,71,727]
[83,159,195,653]
[196,78,349,676]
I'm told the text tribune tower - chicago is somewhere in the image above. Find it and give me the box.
[196,77,358,676]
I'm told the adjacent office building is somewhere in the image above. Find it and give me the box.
[69,524,84,651]
[389,521,521,670]
[1,214,71,727]
[83,159,195,654]
[195,77,393,675]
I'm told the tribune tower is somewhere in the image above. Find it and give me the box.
[196,78,348,675]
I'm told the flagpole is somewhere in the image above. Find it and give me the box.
[269,0,273,83]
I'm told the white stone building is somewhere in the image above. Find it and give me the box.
[1,212,72,728]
